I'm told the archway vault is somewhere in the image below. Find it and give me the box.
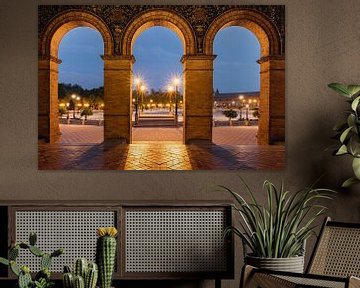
[204,8,282,56]
[122,9,196,56]
[40,10,114,58]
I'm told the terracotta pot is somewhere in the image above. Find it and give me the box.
[245,254,304,273]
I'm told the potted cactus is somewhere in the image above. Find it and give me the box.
[0,232,63,288]
[96,227,118,288]
[63,258,98,288]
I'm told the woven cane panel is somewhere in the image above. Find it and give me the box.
[125,210,227,273]
[310,226,360,277]
[277,275,345,288]
[15,211,115,272]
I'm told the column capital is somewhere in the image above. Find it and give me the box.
[101,54,135,63]
[38,55,62,64]
[257,55,285,64]
[181,54,217,63]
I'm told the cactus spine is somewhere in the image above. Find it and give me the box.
[96,227,118,288]
[63,260,98,288]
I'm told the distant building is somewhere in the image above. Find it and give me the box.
[213,89,260,108]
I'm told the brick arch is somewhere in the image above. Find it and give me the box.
[38,10,113,143]
[204,9,282,56]
[121,9,196,56]
[40,10,114,58]
[205,9,284,145]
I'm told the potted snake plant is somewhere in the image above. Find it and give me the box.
[221,179,335,273]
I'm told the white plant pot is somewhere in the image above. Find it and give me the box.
[245,254,305,273]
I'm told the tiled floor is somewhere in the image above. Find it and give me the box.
[39,125,285,170]
[58,125,258,145]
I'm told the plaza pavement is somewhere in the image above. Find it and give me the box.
[38,124,284,170]
[58,124,258,145]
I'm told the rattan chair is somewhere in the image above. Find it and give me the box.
[241,217,360,288]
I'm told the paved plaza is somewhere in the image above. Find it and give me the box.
[38,124,284,170]
[58,124,258,145]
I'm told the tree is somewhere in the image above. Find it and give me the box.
[80,107,93,121]
[58,106,67,118]
[252,107,260,118]
[223,109,238,126]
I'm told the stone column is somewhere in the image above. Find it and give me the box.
[102,55,134,143]
[181,55,216,144]
[257,55,285,145]
[38,56,61,143]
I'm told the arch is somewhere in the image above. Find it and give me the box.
[40,10,114,58]
[204,9,282,56]
[121,9,196,56]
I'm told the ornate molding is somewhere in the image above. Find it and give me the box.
[38,5,285,55]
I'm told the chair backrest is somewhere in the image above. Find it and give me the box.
[307,217,360,278]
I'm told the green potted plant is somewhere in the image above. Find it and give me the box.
[221,179,335,273]
[328,83,360,187]
[0,232,63,288]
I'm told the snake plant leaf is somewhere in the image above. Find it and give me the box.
[336,145,348,155]
[340,127,353,143]
[328,83,352,97]
[342,177,360,188]
[351,96,360,111]
[352,157,360,179]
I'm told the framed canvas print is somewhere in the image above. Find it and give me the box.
[38,5,285,170]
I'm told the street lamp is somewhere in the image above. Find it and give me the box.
[71,94,76,119]
[173,77,180,126]
[245,103,250,123]
[140,84,146,112]
[238,95,244,120]
[167,85,174,112]
[133,76,142,124]
[66,103,70,122]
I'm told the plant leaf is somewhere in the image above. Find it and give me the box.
[336,145,348,155]
[342,177,360,188]
[340,127,353,143]
[0,257,9,266]
[347,114,356,128]
[351,96,360,111]
[328,83,351,97]
[347,85,360,97]
[352,157,360,179]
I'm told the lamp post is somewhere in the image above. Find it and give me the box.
[167,85,174,113]
[140,84,146,113]
[76,96,81,118]
[134,77,141,124]
[173,77,180,126]
[238,95,244,120]
[71,94,76,119]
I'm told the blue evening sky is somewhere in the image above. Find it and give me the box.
[58,26,260,92]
